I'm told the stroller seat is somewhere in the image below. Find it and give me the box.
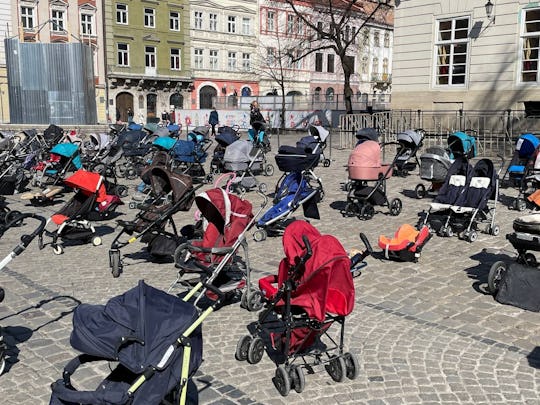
[378,224,431,261]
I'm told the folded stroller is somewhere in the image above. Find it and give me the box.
[377,224,431,262]
[236,220,359,396]
[49,280,202,405]
[393,129,424,176]
[171,129,213,182]
[254,145,322,242]
[109,167,198,277]
[39,170,123,255]
[341,140,402,219]
[223,140,271,193]
[31,143,83,187]
[170,186,266,310]
[296,125,331,167]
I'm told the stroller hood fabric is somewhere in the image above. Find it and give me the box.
[349,141,381,168]
[148,167,193,205]
[356,128,379,143]
[309,125,329,142]
[224,140,252,163]
[397,130,423,147]
[64,170,106,202]
[276,145,320,172]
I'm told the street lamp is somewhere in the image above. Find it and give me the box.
[485,0,495,24]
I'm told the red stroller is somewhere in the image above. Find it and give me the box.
[170,185,266,309]
[235,220,359,396]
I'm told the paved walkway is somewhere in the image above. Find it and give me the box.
[0,133,539,404]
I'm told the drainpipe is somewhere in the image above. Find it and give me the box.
[102,0,110,124]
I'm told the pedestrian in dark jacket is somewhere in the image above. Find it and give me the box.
[209,107,219,136]
[250,100,265,133]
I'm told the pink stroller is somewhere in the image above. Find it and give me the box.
[342,140,402,219]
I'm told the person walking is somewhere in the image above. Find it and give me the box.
[209,107,219,136]
[250,100,265,133]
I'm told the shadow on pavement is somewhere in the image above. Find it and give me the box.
[527,346,540,369]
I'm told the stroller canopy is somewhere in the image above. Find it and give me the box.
[224,140,253,164]
[349,140,381,168]
[153,136,177,151]
[43,124,64,144]
[89,133,111,151]
[278,220,354,321]
[50,143,79,158]
[356,128,379,143]
[275,145,319,172]
[515,133,540,158]
[215,130,239,148]
[153,126,171,138]
[148,166,193,205]
[64,170,106,201]
[308,125,330,142]
[448,131,477,158]
[397,129,423,148]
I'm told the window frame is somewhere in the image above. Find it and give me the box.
[145,45,156,68]
[228,15,236,33]
[194,11,202,29]
[209,49,218,70]
[170,48,181,70]
[227,51,237,70]
[194,48,204,69]
[327,54,335,73]
[242,52,251,71]
[209,13,217,31]
[267,10,275,32]
[21,6,35,30]
[434,16,470,87]
[520,7,540,83]
[144,8,155,28]
[116,3,128,25]
[315,53,323,72]
[170,11,180,31]
[242,17,250,35]
[51,8,65,33]
[80,12,94,36]
[117,43,129,67]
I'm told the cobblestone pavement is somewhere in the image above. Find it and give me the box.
[0,133,539,404]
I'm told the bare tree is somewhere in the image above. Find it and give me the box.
[284,0,392,114]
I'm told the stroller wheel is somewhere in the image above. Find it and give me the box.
[489,224,500,236]
[514,198,527,212]
[274,365,291,397]
[235,335,252,362]
[258,183,268,194]
[466,230,478,243]
[110,250,122,278]
[92,236,102,246]
[323,159,331,167]
[253,229,267,242]
[389,198,402,216]
[264,164,275,176]
[325,355,347,383]
[414,184,426,199]
[247,337,264,364]
[487,261,507,294]
[359,204,374,220]
[52,245,64,255]
[246,290,264,312]
[116,185,129,198]
[290,365,305,393]
[343,352,360,380]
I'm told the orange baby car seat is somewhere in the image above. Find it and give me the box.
[378,224,431,262]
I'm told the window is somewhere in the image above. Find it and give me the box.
[317,22,323,39]
[170,11,180,31]
[194,11,202,29]
[81,13,94,35]
[384,32,390,48]
[145,46,156,68]
[344,25,350,42]
[295,50,303,69]
[242,53,251,70]
[21,6,34,29]
[362,56,368,74]
[287,14,294,35]
[267,10,275,32]
[325,87,334,101]
[117,43,129,66]
[144,8,155,28]
[521,8,540,82]
[267,47,275,65]
[228,16,236,33]
[228,51,237,70]
[314,87,321,101]
[209,13,217,31]
[209,49,218,70]
[435,17,469,85]
[327,54,335,73]
[194,48,203,69]
[383,58,389,75]
[315,53,323,72]
[295,17,303,35]
[362,28,370,47]
[242,17,250,35]
[372,57,379,75]
[116,4,128,24]
[374,31,380,47]
[171,48,181,70]
[51,9,65,32]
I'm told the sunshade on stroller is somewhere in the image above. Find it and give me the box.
[448,131,477,159]
[170,187,265,309]
[210,127,240,175]
[223,140,269,193]
[171,132,212,182]
[236,220,359,396]
[342,140,402,219]
[49,280,202,405]
[296,125,331,167]
[355,127,379,144]
[503,133,540,187]
[32,143,83,187]
[414,146,453,199]
[393,129,424,176]
[39,170,122,255]
[109,167,198,277]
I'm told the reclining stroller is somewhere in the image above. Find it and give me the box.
[109,167,198,277]
[223,139,272,193]
[39,170,123,255]
[296,125,331,167]
[254,145,322,242]
[342,139,402,219]
[49,280,202,405]
[236,220,359,396]
[170,185,266,310]
[393,129,425,176]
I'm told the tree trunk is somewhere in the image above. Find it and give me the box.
[280,84,286,129]
[343,62,353,114]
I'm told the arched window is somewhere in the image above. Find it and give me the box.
[170,93,183,109]
[384,32,390,48]
[241,86,251,96]
[325,87,334,101]
[199,85,217,109]
[314,87,321,101]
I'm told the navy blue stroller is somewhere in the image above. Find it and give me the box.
[253,145,322,242]
[49,280,202,405]
[296,125,331,167]
[172,128,212,182]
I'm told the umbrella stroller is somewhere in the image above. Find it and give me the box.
[341,140,402,219]
[39,170,123,255]
[31,143,83,187]
[393,129,425,176]
[171,129,213,182]
[49,280,202,405]
[210,126,240,175]
[109,167,199,277]
[0,213,46,376]
[223,140,271,194]
[253,145,323,242]
[170,186,267,311]
[236,220,359,396]
[296,125,331,167]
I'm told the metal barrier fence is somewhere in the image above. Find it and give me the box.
[338,110,540,158]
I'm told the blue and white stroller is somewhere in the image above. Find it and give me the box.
[502,133,540,187]
[296,125,331,167]
[49,280,202,405]
[253,145,323,242]
[172,127,212,182]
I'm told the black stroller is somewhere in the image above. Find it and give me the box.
[296,125,331,167]
[49,280,202,405]
[109,167,199,277]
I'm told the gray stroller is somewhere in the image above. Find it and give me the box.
[223,140,269,193]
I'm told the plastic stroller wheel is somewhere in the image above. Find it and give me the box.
[323,158,331,167]
[235,335,252,361]
[274,365,291,397]
[258,183,268,193]
[515,199,527,212]
[343,352,360,380]
[247,337,265,364]
[414,184,426,199]
[264,164,275,176]
[290,365,305,393]
[325,355,347,382]
[128,202,137,209]
[389,198,402,216]
[52,245,64,255]
[0,356,5,376]
[116,185,129,198]
[467,230,478,243]
[253,229,267,242]
[359,204,374,220]
[488,261,507,294]
[490,224,500,236]
[246,290,264,312]
[110,250,122,278]
[92,236,102,246]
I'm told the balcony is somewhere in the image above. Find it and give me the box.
[371,73,392,83]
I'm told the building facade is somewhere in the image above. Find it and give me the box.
[0,2,12,123]
[392,0,540,112]
[104,0,192,123]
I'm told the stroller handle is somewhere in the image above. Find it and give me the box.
[302,235,312,259]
